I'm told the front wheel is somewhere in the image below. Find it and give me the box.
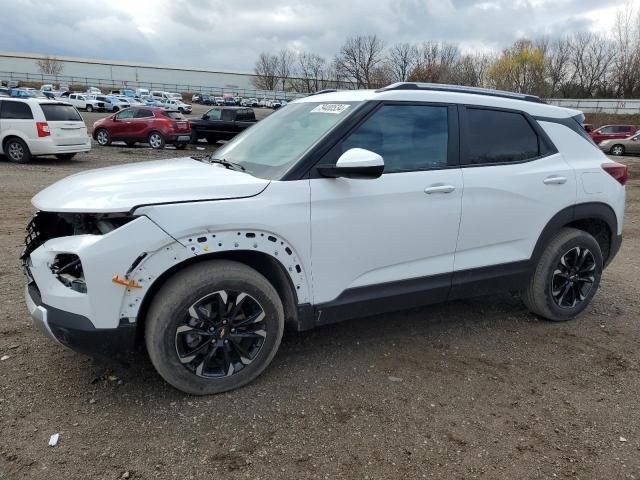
[145,260,285,395]
[86,105,94,112]
[522,228,603,321]
[148,131,165,149]
[610,144,625,156]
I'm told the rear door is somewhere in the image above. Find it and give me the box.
[39,103,88,146]
[453,106,576,292]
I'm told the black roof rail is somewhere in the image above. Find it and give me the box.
[309,89,338,96]
[375,82,546,104]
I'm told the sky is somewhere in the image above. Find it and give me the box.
[0,0,629,73]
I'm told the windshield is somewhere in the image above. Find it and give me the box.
[212,101,360,179]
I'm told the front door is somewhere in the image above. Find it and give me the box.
[309,103,463,316]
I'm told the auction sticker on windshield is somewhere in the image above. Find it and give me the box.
[310,104,351,114]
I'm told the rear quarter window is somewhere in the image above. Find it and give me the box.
[462,108,540,165]
[1,101,34,119]
[40,104,82,121]
[162,111,185,120]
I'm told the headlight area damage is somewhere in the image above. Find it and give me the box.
[22,212,137,296]
[22,212,182,359]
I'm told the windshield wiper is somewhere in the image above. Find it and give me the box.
[192,154,246,171]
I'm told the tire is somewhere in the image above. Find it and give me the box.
[86,105,94,112]
[95,128,111,146]
[55,153,76,160]
[4,137,31,164]
[148,131,165,149]
[206,135,219,144]
[175,143,187,150]
[145,260,285,395]
[522,228,603,321]
[610,144,625,156]
[190,131,199,144]
[112,106,119,112]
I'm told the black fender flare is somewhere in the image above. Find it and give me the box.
[531,202,619,267]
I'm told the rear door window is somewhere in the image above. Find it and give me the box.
[40,104,82,121]
[462,108,540,165]
[1,101,34,119]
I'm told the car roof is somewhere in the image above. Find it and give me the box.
[294,83,582,119]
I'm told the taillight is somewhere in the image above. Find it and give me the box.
[602,162,628,186]
[36,122,50,137]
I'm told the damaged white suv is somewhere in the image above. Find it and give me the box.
[23,83,626,395]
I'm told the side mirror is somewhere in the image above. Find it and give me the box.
[317,148,384,179]
[202,114,209,120]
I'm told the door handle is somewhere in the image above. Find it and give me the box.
[543,175,567,185]
[424,184,456,194]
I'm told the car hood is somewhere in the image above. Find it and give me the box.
[32,157,269,213]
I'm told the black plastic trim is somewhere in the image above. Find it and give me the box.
[28,286,136,360]
[375,82,546,104]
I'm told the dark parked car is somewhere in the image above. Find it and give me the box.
[590,124,637,144]
[92,106,191,149]
[190,107,257,144]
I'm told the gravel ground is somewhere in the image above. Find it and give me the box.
[0,109,639,479]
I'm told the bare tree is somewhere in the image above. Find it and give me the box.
[387,43,418,82]
[277,49,295,91]
[294,52,330,92]
[570,32,614,97]
[543,37,573,97]
[449,53,492,87]
[409,41,460,83]
[252,52,279,91]
[336,35,386,88]
[36,56,64,76]
[612,2,640,97]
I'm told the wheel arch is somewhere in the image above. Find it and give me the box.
[532,202,619,267]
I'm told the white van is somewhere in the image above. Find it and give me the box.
[151,91,172,102]
[136,88,150,98]
[0,98,90,163]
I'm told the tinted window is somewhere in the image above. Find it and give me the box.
[612,126,632,133]
[342,104,449,172]
[206,108,221,120]
[1,101,33,119]
[163,111,185,120]
[40,104,82,121]
[463,108,539,164]
[115,109,136,120]
[222,109,235,121]
[598,126,615,134]
[135,109,154,118]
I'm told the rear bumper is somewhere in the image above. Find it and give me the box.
[25,283,136,359]
[167,134,191,143]
[29,137,91,155]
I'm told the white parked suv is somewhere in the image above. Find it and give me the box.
[64,93,105,112]
[1,98,90,163]
[23,83,626,394]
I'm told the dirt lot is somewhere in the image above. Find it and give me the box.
[0,110,639,479]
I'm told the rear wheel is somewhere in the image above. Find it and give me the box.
[148,131,165,149]
[610,144,625,156]
[95,128,111,146]
[4,137,31,164]
[145,260,285,395]
[55,153,76,160]
[522,228,603,321]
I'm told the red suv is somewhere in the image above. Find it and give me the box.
[92,107,191,149]
[590,124,637,144]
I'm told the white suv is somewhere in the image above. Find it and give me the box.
[23,83,626,394]
[1,98,90,163]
